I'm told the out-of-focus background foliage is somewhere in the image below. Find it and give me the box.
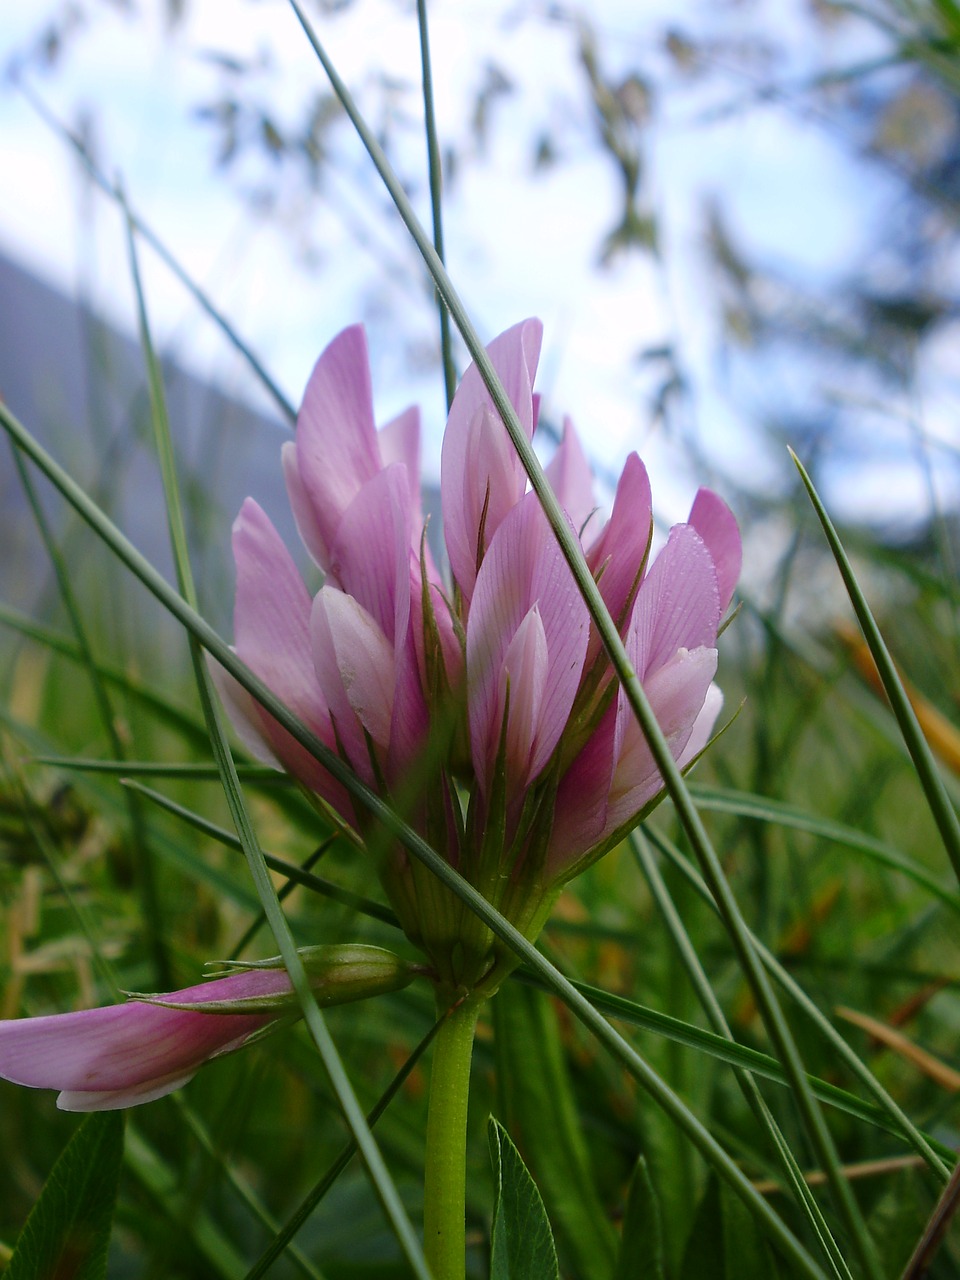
[2,1,960,1276]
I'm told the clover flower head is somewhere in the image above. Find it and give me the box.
[214,319,741,996]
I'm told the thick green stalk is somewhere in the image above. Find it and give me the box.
[423,998,482,1280]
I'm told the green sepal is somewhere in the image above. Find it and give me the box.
[129,944,421,1014]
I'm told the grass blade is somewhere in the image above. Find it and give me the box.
[10,448,170,987]
[687,785,960,916]
[790,448,960,888]
[121,779,396,925]
[242,1017,442,1280]
[632,831,850,1279]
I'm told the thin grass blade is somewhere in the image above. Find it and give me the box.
[790,448,960,888]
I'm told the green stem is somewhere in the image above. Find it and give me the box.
[423,996,482,1280]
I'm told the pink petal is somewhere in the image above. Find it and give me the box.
[605,645,718,830]
[443,405,527,601]
[207,656,283,769]
[548,646,719,874]
[629,524,720,680]
[379,406,421,520]
[545,418,597,539]
[495,604,549,790]
[228,500,350,814]
[467,493,589,795]
[329,465,411,649]
[312,587,396,751]
[688,489,741,615]
[677,682,724,769]
[293,325,382,565]
[0,970,284,1105]
[311,588,388,782]
[441,319,543,598]
[389,614,430,775]
[58,1071,200,1112]
[546,700,619,872]
[579,453,654,676]
[446,318,542,448]
[378,404,420,476]
[282,441,328,569]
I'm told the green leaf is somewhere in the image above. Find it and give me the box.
[616,1157,665,1280]
[6,1112,124,1280]
[488,1116,560,1280]
[680,1177,782,1280]
[492,983,617,1280]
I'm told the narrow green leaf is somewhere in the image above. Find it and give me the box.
[11,448,170,988]
[122,778,396,924]
[0,602,211,750]
[415,0,456,410]
[6,1112,124,1280]
[34,757,285,782]
[688,784,960,916]
[616,1157,665,1280]
[718,1179,783,1279]
[679,1175,725,1280]
[631,833,849,1280]
[243,1017,442,1280]
[493,983,618,1280]
[512,968,955,1163]
[175,1102,324,1280]
[488,1116,560,1280]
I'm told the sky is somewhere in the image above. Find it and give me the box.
[0,0,956,538]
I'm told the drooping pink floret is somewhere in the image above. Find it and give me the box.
[0,946,417,1111]
[0,968,292,1111]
